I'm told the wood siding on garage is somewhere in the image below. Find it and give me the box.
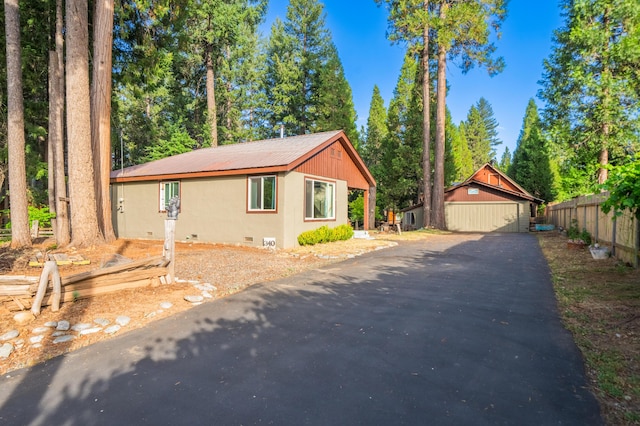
[445,202,528,233]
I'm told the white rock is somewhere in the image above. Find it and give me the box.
[0,330,19,341]
[0,343,14,359]
[31,343,42,349]
[104,325,121,335]
[71,323,92,332]
[202,291,213,299]
[13,311,35,324]
[29,335,44,344]
[184,295,204,303]
[160,301,173,309]
[56,320,70,331]
[94,318,110,327]
[51,331,66,337]
[115,316,131,327]
[44,321,57,328]
[53,335,75,344]
[79,327,102,336]
[14,339,24,349]
[32,326,50,334]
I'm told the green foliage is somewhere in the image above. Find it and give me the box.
[3,205,55,229]
[348,194,365,223]
[567,219,592,245]
[600,159,640,220]
[539,0,640,187]
[508,99,556,202]
[445,112,474,185]
[297,224,354,246]
[463,103,493,169]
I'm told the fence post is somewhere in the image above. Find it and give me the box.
[612,216,617,257]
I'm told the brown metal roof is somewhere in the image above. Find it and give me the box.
[110,130,375,187]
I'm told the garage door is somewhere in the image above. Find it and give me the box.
[445,202,521,232]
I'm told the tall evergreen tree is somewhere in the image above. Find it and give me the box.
[315,43,359,146]
[463,104,492,169]
[499,146,511,171]
[378,52,423,212]
[539,0,640,187]
[4,0,30,248]
[362,85,388,171]
[374,0,433,228]
[444,113,473,185]
[265,0,329,136]
[509,99,556,202]
[476,97,501,152]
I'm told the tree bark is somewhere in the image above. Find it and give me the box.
[53,0,70,246]
[48,51,58,239]
[421,1,432,229]
[432,42,447,229]
[4,0,31,248]
[206,46,218,146]
[91,0,116,242]
[66,0,104,247]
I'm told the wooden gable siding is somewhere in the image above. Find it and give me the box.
[293,140,369,189]
[445,185,523,203]
[471,167,520,193]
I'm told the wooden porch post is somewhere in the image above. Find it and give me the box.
[367,185,376,230]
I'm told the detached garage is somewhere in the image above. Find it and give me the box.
[445,163,542,232]
[401,163,542,233]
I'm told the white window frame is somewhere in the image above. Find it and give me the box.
[159,181,180,212]
[305,178,336,220]
[248,175,277,212]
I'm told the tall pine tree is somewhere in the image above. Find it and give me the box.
[509,99,556,202]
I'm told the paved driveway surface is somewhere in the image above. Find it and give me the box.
[0,233,602,425]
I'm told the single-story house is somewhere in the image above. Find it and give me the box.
[110,130,376,248]
[401,163,543,232]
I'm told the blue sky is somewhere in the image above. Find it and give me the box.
[262,1,565,158]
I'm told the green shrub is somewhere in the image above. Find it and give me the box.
[2,205,56,229]
[297,224,354,246]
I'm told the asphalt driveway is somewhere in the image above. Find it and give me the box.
[0,233,602,425]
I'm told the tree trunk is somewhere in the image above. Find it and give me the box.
[206,46,218,146]
[432,43,447,229]
[53,0,70,246]
[47,51,58,239]
[66,0,104,247]
[421,1,432,229]
[91,0,116,242]
[4,0,31,248]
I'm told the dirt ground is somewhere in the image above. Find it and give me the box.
[537,231,640,425]
[0,235,397,375]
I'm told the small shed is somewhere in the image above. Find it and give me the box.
[110,130,376,248]
[401,163,542,233]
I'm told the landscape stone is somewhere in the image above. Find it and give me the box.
[184,295,204,303]
[202,291,213,299]
[29,335,44,344]
[53,335,75,344]
[115,316,130,327]
[56,320,70,331]
[160,301,173,309]
[32,326,50,334]
[51,331,66,337]
[14,339,25,349]
[71,323,92,332]
[94,318,110,327]
[0,343,14,359]
[0,330,19,341]
[44,321,57,328]
[104,325,121,335]
[79,327,102,336]
[13,312,35,324]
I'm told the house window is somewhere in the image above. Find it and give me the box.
[248,175,276,211]
[159,181,180,212]
[305,178,335,220]
[468,188,479,195]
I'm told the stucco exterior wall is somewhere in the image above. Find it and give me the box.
[111,171,349,248]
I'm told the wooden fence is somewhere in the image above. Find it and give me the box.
[545,192,640,267]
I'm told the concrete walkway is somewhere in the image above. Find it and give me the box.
[0,233,602,425]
